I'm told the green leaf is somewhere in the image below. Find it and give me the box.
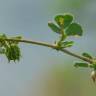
[65,23,83,36]
[55,14,73,29]
[92,64,96,70]
[82,52,93,59]
[48,21,61,34]
[60,41,74,48]
[74,62,89,68]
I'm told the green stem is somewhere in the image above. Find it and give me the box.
[0,38,93,63]
[57,29,66,46]
[60,49,93,63]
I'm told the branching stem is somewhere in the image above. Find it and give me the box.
[0,38,93,64]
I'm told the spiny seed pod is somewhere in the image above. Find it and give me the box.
[91,70,96,82]
[5,44,21,62]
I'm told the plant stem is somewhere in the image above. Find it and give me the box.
[60,49,93,63]
[0,38,93,63]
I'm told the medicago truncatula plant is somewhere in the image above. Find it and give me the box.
[0,13,96,82]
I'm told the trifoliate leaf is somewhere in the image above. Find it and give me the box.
[55,14,73,29]
[48,21,61,34]
[65,23,83,36]
[82,52,93,59]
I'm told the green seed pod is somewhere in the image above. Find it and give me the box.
[5,44,21,62]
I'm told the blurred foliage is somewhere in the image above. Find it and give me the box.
[0,34,21,62]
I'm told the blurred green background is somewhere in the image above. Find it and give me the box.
[0,0,96,96]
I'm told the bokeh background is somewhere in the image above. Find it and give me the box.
[0,0,96,96]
